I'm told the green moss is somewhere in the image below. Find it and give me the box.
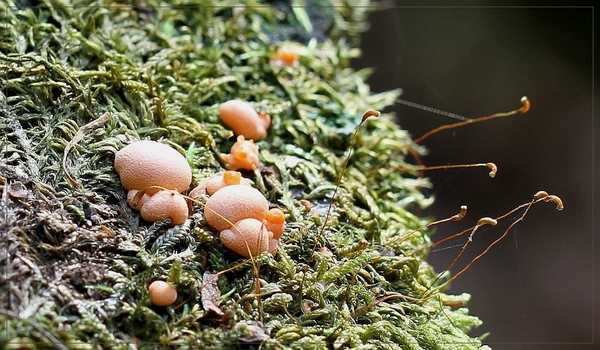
[1,0,490,349]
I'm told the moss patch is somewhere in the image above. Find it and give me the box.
[1,1,489,349]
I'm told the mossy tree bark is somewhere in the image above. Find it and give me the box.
[1,1,490,349]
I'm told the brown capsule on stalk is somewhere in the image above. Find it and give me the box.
[519,96,531,113]
[361,109,380,123]
[452,206,468,221]
[476,217,498,227]
[546,195,564,211]
[486,163,498,178]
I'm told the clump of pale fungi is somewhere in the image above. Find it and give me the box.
[219,99,271,171]
[212,98,285,257]
[190,172,286,258]
[115,100,285,256]
[115,140,192,226]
